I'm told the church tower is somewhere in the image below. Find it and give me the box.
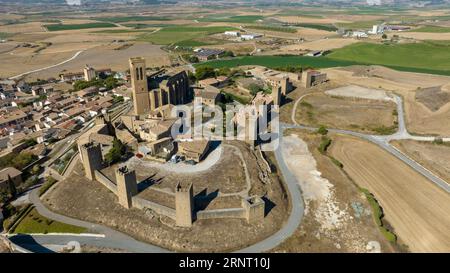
[129,57,150,116]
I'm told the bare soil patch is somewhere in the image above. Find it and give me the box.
[274,131,394,253]
[415,86,450,112]
[326,66,450,136]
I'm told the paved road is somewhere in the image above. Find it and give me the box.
[237,127,304,253]
[11,124,305,253]
[27,189,169,253]
[290,93,450,193]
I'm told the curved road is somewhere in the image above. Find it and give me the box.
[12,88,449,252]
[11,129,305,253]
[291,92,450,193]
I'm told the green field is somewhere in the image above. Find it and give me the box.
[195,41,450,76]
[0,32,13,39]
[294,23,338,32]
[123,23,171,29]
[244,25,297,33]
[95,16,171,23]
[328,41,450,75]
[410,25,450,33]
[198,15,264,23]
[138,26,236,46]
[196,55,360,69]
[12,208,87,234]
[45,22,117,31]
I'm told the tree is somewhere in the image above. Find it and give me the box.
[11,152,38,170]
[219,51,234,58]
[105,138,126,165]
[248,83,263,96]
[195,66,216,81]
[7,175,16,198]
[31,165,41,175]
[187,55,199,63]
[104,76,119,90]
[382,33,387,39]
[21,138,37,148]
[217,67,231,77]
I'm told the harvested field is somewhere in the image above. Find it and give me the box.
[330,135,450,252]
[391,140,450,184]
[294,92,398,135]
[398,32,450,40]
[0,50,76,79]
[415,86,450,112]
[274,131,394,253]
[274,16,350,25]
[325,85,392,101]
[24,43,170,81]
[0,22,46,33]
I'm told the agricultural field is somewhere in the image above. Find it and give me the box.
[291,23,338,32]
[391,140,450,184]
[198,15,265,24]
[138,26,237,46]
[410,25,450,33]
[328,41,450,76]
[330,135,450,252]
[273,131,395,253]
[44,23,118,31]
[197,55,359,70]
[243,25,297,33]
[94,16,172,23]
[336,20,384,29]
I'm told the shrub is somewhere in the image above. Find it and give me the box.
[330,157,343,168]
[317,125,328,135]
[39,177,58,197]
[318,136,332,154]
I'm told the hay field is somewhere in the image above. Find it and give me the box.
[330,135,450,252]
[397,31,450,40]
[26,42,170,81]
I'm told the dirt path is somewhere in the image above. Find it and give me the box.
[8,50,84,80]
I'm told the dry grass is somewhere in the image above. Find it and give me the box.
[43,152,289,252]
[273,130,394,253]
[275,38,360,53]
[330,135,450,252]
[294,92,398,135]
[325,66,450,136]
[391,140,450,184]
